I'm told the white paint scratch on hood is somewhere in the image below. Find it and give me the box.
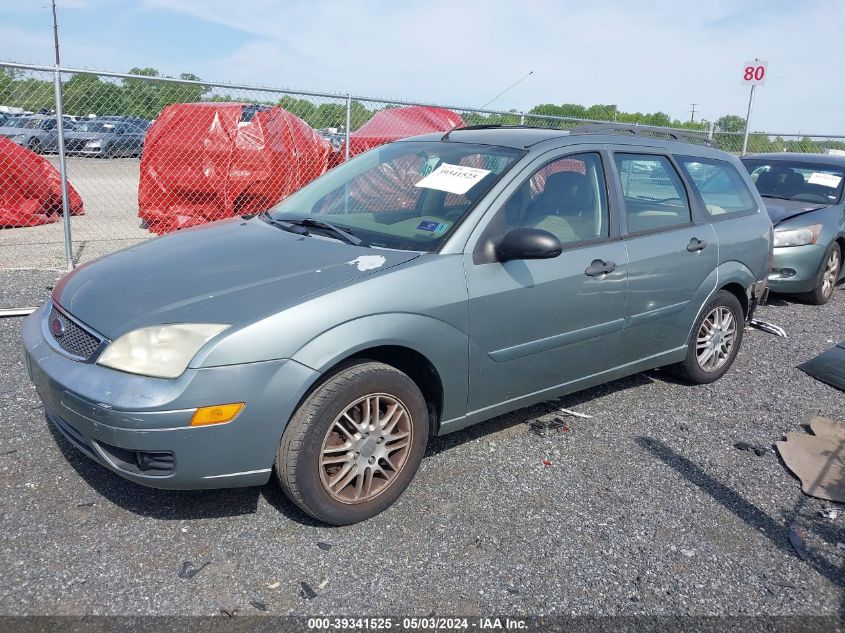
[348,255,386,271]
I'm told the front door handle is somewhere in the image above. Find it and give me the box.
[687,237,709,252]
[585,259,617,277]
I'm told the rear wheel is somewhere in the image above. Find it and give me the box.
[27,138,41,153]
[669,290,744,384]
[276,362,429,525]
[798,242,840,305]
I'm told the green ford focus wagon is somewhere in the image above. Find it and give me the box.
[23,124,773,524]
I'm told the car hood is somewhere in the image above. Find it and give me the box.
[52,218,420,339]
[762,198,831,225]
[0,126,28,135]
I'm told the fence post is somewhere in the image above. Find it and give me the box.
[520,112,525,125]
[707,121,715,140]
[344,93,351,162]
[52,65,74,271]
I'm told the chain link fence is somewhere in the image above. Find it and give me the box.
[2,61,844,280]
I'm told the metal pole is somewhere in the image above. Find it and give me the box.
[53,66,74,270]
[707,121,714,140]
[344,94,351,162]
[741,84,756,156]
[520,112,525,125]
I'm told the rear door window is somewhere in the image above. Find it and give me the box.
[614,154,691,233]
[678,157,757,217]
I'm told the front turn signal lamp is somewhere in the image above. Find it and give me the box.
[190,403,244,427]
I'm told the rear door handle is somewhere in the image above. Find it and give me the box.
[585,259,617,277]
[687,238,709,252]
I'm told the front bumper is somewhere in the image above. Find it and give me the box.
[22,305,319,490]
[768,244,826,294]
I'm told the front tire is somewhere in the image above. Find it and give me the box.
[276,362,429,525]
[798,242,840,306]
[669,290,745,385]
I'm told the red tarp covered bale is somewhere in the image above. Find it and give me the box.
[138,103,331,234]
[329,106,465,168]
[0,136,84,228]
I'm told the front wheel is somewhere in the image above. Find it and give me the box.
[276,362,429,525]
[798,242,840,305]
[669,290,745,384]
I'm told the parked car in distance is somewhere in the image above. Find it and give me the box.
[23,125,772,525]
[94,115,151,131]
[0,115,73,153]
[64,120,146,158]
[741,153,845,304]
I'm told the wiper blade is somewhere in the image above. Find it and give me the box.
[761,194,792,201]
[260,212,310,236]
[287,217,369,247]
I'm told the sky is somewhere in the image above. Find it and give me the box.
[0,0,842,133]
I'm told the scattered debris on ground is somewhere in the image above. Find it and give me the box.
[798,341,845,392]
[249,599,268,611]
[219,607,238,618]
[734,441,769,456]
[542,459,552,467]
[177,560,210,580]
[266,581,280,589]
[776,416,845,502]
[317,579,328,590]
[819,508,839,520]
[317,542,332,551]
[749,319,787,337]
[300,582,318,600]
[528,417,571,437]
[787,522,808,561]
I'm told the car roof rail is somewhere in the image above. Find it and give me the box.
[442,123,553,141]
[569,123,713,147]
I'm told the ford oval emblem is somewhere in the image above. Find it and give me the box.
[49,313,66,338]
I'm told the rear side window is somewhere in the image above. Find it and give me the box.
[678,157,757,217]
[614,154,691,233]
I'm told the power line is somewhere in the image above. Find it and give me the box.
[479,70,533,110]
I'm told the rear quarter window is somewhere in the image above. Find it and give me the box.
[677,157,757,217]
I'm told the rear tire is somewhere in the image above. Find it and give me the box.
[797,242,840,306]
[276,362,429,525]
[669,290,745,385]
[27,138,41,153]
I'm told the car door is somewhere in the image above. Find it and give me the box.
[610,149,718,364]
[463,149,629,415]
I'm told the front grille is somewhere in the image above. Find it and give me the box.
[48,305,102,360]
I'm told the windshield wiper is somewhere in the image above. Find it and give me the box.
[286,217,369,247]
[259,212,310,236]
[761,194,793,201]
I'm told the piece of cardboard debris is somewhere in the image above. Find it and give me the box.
[267,581,280,589]
[776,417,845,503]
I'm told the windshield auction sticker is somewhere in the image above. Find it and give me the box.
[808,172,842,188]
[414,163,491,195]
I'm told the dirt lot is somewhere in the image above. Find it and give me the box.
[0,157,148,271]
[0,268,843,617]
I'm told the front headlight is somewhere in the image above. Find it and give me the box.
[85,140,102,148]
[97,323,229,378]
[773,224,822,247]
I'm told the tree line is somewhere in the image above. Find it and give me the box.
[1,67,841,153]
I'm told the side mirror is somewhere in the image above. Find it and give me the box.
[496,228,562,262]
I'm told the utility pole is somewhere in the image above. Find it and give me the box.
[689,103,698,123]
[51,0,61,64]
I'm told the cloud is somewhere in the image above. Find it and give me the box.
[6,0,845,132]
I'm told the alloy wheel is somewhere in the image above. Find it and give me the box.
[696,306,737,372]
[822,249,840,298]
[318,393,413,504]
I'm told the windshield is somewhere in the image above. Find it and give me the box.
[268,140,524,252]
[742,158,844,204]
[74,121,116,133]
[10,117,39,129]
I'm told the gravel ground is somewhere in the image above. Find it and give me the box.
[0,273,843,617]
[0,157,147,270]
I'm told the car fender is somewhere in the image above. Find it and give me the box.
[290,313,469,424]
